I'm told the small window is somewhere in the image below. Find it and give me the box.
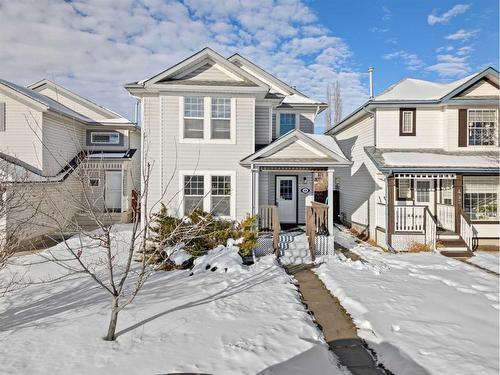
[184,96,204,139]
[211,175,231,216]
[279,179,293,200]
[279,113,296,136]
[399,108,415,136]
[415,180,430,203]
[91,132,120,144]
[397,179,412,200]
[211,98,231,139]
[438,179,453,205]
[89,178,100,187]
[184,175,204,214]
[0,102,5,132]
[467,109,498,146]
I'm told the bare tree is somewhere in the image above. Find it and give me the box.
[325,81,343,130]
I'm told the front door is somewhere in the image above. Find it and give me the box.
[415,179,434,214]
[105,170,122,212]
[276,176,297,224]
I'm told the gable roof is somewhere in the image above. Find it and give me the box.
[240,129,350,167]
[328,66,499,135]
[28,79,125,120]
[130,47,269,91]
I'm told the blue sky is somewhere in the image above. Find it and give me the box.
[0,1,497,132]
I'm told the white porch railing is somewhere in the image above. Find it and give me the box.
[376,203,386,229]
[395,206,425,232]
[425,208,437,250]
[460,211,475,251]
[437,204,455,231]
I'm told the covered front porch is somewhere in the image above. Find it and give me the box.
[240,129,351,262]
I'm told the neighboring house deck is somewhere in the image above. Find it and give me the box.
[0,78,141,246]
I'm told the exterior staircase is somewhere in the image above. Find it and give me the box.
[437,230,473,258]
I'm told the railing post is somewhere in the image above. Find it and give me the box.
[327,168,334,235]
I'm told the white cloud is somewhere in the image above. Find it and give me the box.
[0,0,367,121]
[383,50,425,71]
[370,27,389,33]
[427,4,470,25]
[382,6,392,21]
[445,29,479,41]
[426,54,470,77]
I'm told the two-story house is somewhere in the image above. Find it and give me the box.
[0,78,140,245]
[328,67,499,253]
[125,47,350,234]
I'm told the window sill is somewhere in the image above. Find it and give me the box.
[179,138,236,145]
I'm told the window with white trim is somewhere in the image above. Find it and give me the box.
[438,179,453,205]
[397,179,412,200]
[183,175,204,213]
[89,178,100,187]
[211,98,231,139]
[279,113,296,136]
[211,175,231,216]
[402,111,413,134]
[468,109,498,146]
[463,176,499,221]
[91,132,120,144]
[184,96,204,139]
[415,180,430,203]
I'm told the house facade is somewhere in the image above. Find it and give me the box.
[125,48,349,234]
[0,78,140,245]
[328,67,500,252]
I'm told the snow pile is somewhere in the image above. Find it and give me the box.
[192,238,244,274]
[467,251,500,274]
[165,243,192,266]
[0,227,345,374]
[315,229,500,375]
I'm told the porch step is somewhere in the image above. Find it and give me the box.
[437,230,460,241]
[441,250,474,258]
[438,239,469,253]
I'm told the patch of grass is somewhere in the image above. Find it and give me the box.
[406,242,432,252]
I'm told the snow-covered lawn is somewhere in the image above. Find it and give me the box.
[0,225,346,375]
[315,227,499,375]
[467,251,499,274]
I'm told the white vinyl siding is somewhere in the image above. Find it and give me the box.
[254,105,271,145]
[0,102,5,131]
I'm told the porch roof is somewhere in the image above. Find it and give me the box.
[240,129,351,168]
[365,146,499,174]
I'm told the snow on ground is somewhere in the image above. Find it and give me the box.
[467,251,500,274]
[315,226,500,375]
[0,225,347,375]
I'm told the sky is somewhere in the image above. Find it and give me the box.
[0,0,498,133]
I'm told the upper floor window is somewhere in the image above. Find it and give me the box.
[468,109,498,146]
[211,98,231,139]
[90,132,120,145]
[184,96,204,139]
[279,113,296,136]
[399,108,416,136]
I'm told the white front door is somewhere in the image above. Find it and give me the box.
[276,176,297,223]
[415,179,434,214]
[105,171,122,212]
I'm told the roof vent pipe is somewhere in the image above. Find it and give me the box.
[368,67,374,99]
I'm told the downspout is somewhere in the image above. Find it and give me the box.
[251,163,256,216]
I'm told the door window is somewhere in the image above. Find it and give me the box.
[280,179,293,200]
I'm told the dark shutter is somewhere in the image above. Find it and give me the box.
[458,109,467,147]
[0,103,5,131]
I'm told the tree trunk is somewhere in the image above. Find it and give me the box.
[104,296,119,341]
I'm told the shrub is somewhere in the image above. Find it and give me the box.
[406,242,431,252]
[238,215,258,257]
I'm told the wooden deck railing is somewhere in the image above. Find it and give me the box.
[459,209,476,251]
[424,207,437,250]
[305,201,329,261]
[258,205,281,257]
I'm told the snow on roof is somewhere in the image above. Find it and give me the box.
[0,79,92,122]
[375,74,475,101]
[280,93,324,105]
[307,133,348,160]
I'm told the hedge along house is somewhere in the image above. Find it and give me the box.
[125,48,351,260]
[328,67,499,254]
[0,78,140,246]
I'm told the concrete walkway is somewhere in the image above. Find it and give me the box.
[286,264,389,375]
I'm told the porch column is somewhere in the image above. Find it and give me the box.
[454,174,463,233]
[327,168,334,235]
[387,176,395,246]
[251,164,260,216]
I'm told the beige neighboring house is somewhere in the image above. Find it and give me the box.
[0,78,140,246]
[125,47,350,238]
[328,67,500,253]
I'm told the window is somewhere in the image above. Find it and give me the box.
[468,109,498,146]
[397,179,412,200]
[438,179,453,205]
[91,132,120,144]
[415,180,431,203]
[211,175,231,216]
[399,108,415,136]
[89,178,100,187]
[0,102,5,132]
[279,113,296,136]
[184,175,204,214]
[463,176,499,221]
[279,179,293,200]
[184,96,204,139]
[211,98,231,139]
